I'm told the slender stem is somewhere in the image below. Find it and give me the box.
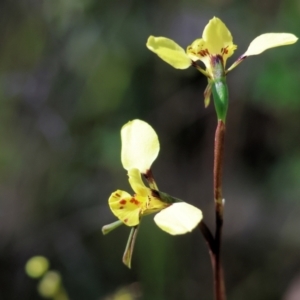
[198,221,216,255]
[198,120,226,300]
[213,120,226,300]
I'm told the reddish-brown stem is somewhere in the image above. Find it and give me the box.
[198,120,226,300]
[213,120,226,300]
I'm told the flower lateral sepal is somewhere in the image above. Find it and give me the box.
[123,226,139,269]
[154,202,203,235]
[204,81,213,108]
[102,220,124,235]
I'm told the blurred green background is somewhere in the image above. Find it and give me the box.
[0,0,300,299]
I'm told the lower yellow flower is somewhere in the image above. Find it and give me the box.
[109,168,169,226]
[106,168,203,268]
[108,168,203,235]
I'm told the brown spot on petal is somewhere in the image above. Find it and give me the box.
[221,46,229,55]
[198,49,209,57]
[124,218,128,223]
[115,193,121,197]
[130,198,139,205]
[119,199,127,205]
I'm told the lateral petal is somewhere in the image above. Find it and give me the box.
[147,36,192,69]
[154,202,203,235]
[243,33,298,56]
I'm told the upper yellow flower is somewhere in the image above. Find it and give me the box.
[146,17,298,78]
[109,168,203,235]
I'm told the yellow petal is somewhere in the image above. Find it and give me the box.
[154,202,203,235]
[146,197,169,213]
[128,168,166,214]
[187,17,236,70]
[243,33,298,56]
[146,36,191,69]
[202,17,235,55]
[128,168,149,197]
[121,119,160,173]
[108,190,142,226]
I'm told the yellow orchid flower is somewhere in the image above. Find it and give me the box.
[147,17,297,122]
[146,17,298,78]
[107,168,202,268]
[104,120,203,267]
[108,168,202,234]
[108,168,169,226]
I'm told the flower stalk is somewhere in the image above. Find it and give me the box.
[213,120,226,300]
[199,121,226,300]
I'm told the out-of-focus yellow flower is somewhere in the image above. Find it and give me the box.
[25,256,49,279]
[147,17,298,78]
[37,271,61,298]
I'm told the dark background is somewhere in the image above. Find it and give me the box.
[0,0,300,299]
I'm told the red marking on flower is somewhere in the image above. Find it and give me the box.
[221,46,229,55]
[130,198,140,205]
[198,49,209,57]
[124,218,128,223]
[119,199,127,205]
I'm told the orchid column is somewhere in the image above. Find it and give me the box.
[147,17,297,300]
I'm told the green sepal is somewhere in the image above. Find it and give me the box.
[102,220,123,235]
[204,81,213,108]
[212,79,228,123]
[123,226,139,268]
